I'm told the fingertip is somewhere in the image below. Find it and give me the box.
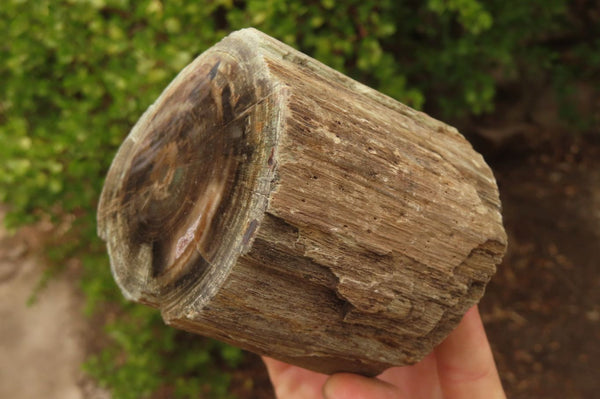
[435,305,506,398]
[323,373,401,399]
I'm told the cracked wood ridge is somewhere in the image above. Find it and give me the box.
[97,28,507,376]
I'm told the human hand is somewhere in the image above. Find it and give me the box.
[263,306,506,398]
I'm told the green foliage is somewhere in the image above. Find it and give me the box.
[0,0,597,398]
[228,0,426,108]
[84,305,242,399]
[0,0,227,229]
[0,1,238,397]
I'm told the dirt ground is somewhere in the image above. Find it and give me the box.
[0,214,110,399]
[1,118,599,398]
[479,131,600,399]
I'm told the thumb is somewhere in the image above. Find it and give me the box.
[323,373,402,399]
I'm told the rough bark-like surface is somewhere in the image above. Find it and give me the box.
[97,28,507,376]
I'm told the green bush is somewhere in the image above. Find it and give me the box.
[0,0,597,397]
[1,1,239,397]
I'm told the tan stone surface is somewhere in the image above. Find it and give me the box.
[0,213,108,399]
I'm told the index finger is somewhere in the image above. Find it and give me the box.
[434,306,506,399]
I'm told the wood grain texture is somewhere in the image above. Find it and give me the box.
[97,28,507,376]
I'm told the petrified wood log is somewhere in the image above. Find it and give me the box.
[97,28,507,376]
